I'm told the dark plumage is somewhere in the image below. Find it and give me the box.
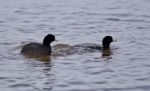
[21,34,55,56]
[102,36,113,49]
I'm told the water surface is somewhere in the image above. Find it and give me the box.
[0,0,150,91]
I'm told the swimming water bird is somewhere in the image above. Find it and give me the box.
[101,36,113,58]
[21,34,55,57]
[74,36,114,59]
[74,36,113,50]
[52,36,114,57]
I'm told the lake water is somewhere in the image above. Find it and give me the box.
[0,0,150,91]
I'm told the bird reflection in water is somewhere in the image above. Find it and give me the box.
[101,48,112,60]
[22,54,51,62]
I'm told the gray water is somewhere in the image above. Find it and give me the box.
[0,0,150,91]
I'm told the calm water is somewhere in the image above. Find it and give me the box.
[0,0,150,91]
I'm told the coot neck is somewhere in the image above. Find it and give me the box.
[102,43,110,49]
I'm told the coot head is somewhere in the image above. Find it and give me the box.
[102,36,113,48]
[43,34,55,46]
